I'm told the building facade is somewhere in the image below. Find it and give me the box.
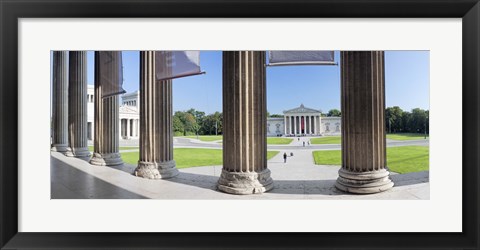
[87,85,139,141]
[267,104,341,137]
[52,50,391,195]
[87,88,341,140]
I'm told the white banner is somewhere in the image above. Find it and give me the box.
[268,51,335,66]
[99,51,126,98]
[155,51,203,81]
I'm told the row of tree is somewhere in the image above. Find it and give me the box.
[173,109,223,136]
[385,106,429,134]
[173,107,428,136]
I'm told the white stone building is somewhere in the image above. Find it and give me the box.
[87,87,340,140]
[87,85,139,141]
[267,104,341,137]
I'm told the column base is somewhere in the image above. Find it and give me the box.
[134,160,178,179]
[90,152,123,166]
[51,144,68,152]
[335,168,394,194]
[65,147,91,158]
[217,168,273,195]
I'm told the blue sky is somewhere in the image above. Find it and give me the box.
[86,51,429,115]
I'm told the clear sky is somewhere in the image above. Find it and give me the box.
[86,50,429,115]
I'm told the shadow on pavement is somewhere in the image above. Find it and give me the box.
[51,156,148,199]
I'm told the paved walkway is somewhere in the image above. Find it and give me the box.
[51,149,429,200]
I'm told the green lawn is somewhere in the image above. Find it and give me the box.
[121,149,279,169]
[312,146,429,174]
[267,137,293,145]
[387,133,428,141]
[183,135,292,145]
[184,135,223,141]
[310,136,341,145]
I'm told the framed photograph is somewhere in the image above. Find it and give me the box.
[1,0,479,249]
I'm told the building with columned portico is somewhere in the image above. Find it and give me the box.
[87,85,139,141]
[87,87,341,140]
[51,50,393,196]
[267,104,341,137]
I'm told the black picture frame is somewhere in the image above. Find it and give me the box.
[1,0,479,249]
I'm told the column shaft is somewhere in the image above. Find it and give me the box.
[90,51,123,166]
[289,116,292,134]
[308,115,315,134]
[135,51,178,179]
[317,116,321,134]
[218,51,273,194]
[336,51,393,194]
[65,51,90,158]
[302,116,305,134]
[294,116,297,135]
[51,51,69,152]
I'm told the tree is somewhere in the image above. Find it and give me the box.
[410,108,427,133]
[270,114,283,118]
[184,113,197,135]
[327,109,341,117]
[385,106,403,133]
[172,115,184,135]
[173,111,187,135]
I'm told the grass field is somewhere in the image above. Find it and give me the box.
[267,137,293,144]
[121,149,280,168]
[310,136,341,145]
[184,135,293,145]
[312,146,429,174]
[386,133,428,141]
[304,133,428,145]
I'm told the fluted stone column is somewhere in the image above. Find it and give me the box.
[51,51,69,152]
[65,51,90,158]
[218,51,273,195]
[134,51,178,179]
[90,51,123,166]
[336,51,393,194]
[294,116,297,135]
[317,116,321,134]
[308,115,315,134]
[302,116,305,134]
[284,116,287,135]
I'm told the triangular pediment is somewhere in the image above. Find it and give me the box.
[283,104,321,114]
[119,105,138,114]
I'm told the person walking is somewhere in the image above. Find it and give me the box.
[283,152,287,163]
[303,141,305,147]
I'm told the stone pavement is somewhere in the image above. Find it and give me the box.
[51,149,429,200]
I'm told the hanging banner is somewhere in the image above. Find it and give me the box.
[99,51,126,98]
[155,51,204,81]
[268,51,336,66]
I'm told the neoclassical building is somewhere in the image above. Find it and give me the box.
[266,104,341,136]
[87,86,139,141]
[87,85,342,140]
[87,90,341,139]
[51,50,393,195]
